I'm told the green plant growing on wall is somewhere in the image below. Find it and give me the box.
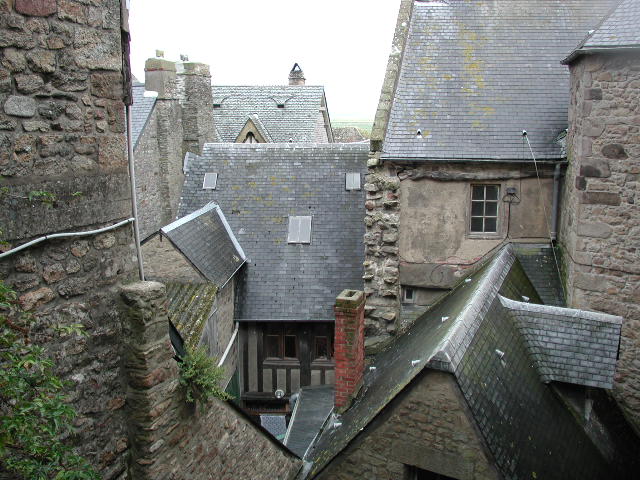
[0,281,99,480]
[178,346,232,408]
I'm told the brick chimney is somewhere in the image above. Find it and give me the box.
[288,63,306,85]
[334,289,365,412]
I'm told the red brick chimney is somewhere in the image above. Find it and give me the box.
[334,289,365,412]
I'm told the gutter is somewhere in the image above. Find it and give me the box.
[126,104,145,280]
[550,162,562,241]
[561,45,640,65]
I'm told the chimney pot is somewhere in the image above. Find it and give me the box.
[288,63,306,86]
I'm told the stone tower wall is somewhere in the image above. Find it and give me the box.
[0,0,137,477]
[560,51,640,430]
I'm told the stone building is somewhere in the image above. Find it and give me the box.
[559,0,640,429]
[0,2,303,478]
[131,56,217,239]
[212,64,334,144]
[177,143,367,415]
[298,246,638,479]
[363,0,618,350]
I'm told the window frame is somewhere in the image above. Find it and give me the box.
[468,184,501,238]
[264,325,299,361]
[202,172,218,190]
[345,172,361,191]
[287,215,312,244]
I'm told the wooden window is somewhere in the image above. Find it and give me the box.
[264,326,298,360]
[345,172,361,190]
[470,185,499,233]
[287,216,312,244]
[314,336,329,360]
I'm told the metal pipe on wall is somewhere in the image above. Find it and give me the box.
[126,105,145,281]
[550,162,562,242]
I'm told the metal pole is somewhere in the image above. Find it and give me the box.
[126,105,145,280]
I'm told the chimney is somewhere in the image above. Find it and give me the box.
[144,56,177,99]
[334,289,365,412]
[288,63,306,86]
[176,61,216,156]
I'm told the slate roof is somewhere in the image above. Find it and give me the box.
[382,0,617,161]
[212,86,331,143]
[131,81,156,148]
[306,244,623,479]
[177,143,367,322]
[505,297,621,388]
[514,244,565,306]
[166,282,218,351]
[564,0,640,62]
[284,386,334,458]
[161,203,246,287]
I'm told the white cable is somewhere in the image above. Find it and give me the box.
[0,218,135,259]
[524,134,567,300]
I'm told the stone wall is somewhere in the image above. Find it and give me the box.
[363,160,556,350]
[135,59,216,238]
[0,1,137,477]
[120,281,301,480]
[317,370,497,480]
[560,51,640,429]
[142,234,204,283]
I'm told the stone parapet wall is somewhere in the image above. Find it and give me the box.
[560,51,640,429]
[120,281,301,480]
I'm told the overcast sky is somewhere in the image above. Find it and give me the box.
[129,0,400,121]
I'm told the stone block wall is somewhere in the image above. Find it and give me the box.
[120,281,301,480]
[317,370,497,480]
[0,1,138,477]
[560,51,640,429]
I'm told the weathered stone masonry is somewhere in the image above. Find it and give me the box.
[120,281,301,480]
[0,1,137,477]
[560,52,640,429]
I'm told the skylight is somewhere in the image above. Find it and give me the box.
[287,216,312,244]
[203,173,218,189]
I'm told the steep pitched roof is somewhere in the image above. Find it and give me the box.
[131,81,156,148]
[284,385,334,458]
[177,143,367,322]
[380,0,617,161]
[161,202,246,287]
[563,0,640,63]
[307,245,623,479]
[212,85,331,143]
[166,282,218,351]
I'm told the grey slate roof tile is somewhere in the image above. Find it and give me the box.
[177,143,367,322]
[161,203,246,287]
[166,282,218,351]
[579,0,640,50]
[131,81,156,148]
[383,0,617,161]
[212,85,329,143]
[284,385,334,458]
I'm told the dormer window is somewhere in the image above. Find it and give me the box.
[202,173,218,189]
[345,172,361,191]
[243,132,258,144]
[287,216,312,244]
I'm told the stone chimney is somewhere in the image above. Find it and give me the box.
[288,63,306,85]
[176,61,216,156]
[334,289,365,412]
[144,57,178,99]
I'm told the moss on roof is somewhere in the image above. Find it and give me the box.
[166,283,218,351]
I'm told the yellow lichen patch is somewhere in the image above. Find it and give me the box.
[457,21,487,92]
[302,191,315,198]
[271,217,285,224]
[231,185,241,191]
[471,120,485,129]
[282,186,291,192]
[443,73,453,81]
[270,176,279,185]
[274,239,282,245]
[247,181,257,188]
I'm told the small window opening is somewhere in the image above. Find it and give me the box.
[403,287,415,304]
[470,185,499,233]
[287,216,312,243]
[277,103,285,109]
[244,132,258,144]
[203,173,218,189]
[345,172,361,191]
[213,103,222,108]
[315,336,330,360]
[284,335,297,358]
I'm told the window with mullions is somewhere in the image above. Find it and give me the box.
[265,326,298,360]
[470,185,499,233]
[313,336,332,360]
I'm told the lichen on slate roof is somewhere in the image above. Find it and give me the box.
[166,282,218,351]
[178,143,367,323]
[212,85,329,143]
[306,245,622,479]
[382,0,617,161]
